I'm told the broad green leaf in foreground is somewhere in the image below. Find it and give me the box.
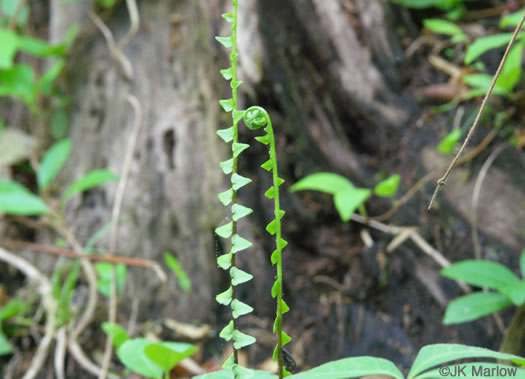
[117,339,163,378]
[290,356,403,379]
[290,172,354,195]
[441,260,520,291]
[443,292,511,324]
[37,138,72,191]
[500,10,525,29]
[333,188,371,222]
[143,342,197,373]
[0,180,48,215]
[62,169,118,202]
[408,344,525,379]
[423,19,465,39]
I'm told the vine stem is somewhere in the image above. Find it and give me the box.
[428,11,525,210]
[230,0,240,365]
[266,117,285,379]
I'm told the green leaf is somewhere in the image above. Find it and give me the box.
[437,128,462,155]
[230,267,253,286]
[232,330,256,349]
[217,127,234,143]
[37,60,65,95]
[281,330,292,346]
[233,110,246,124]
[423,19,465,38]
[504,281,525,305]
[408,344,525,379]
[333,188,371,222]
[220,67,233,80]
[220,158,234,174]
[265,186,275,199]
[37,139,72,191]
[117,338,163,378]
[0,331,13,356]
[374,174,401,198]
[215,222,233,239]
[271,280,280,298]
[266,210,285,235]
[277,238,288,250]
[163,252,191,293]
[218,188,234,206]
[143,342,197,373]
[231,173,252,190]
[194,370,277,379]
[0,180,48,215]
[500,10,525,29]
[231,299,253,318]
[95,263,127,297]
[231,80,243,90]
[465,33,518,64]
[392,0,458,10]
[102,322,129,349]
[219,98,234,112]
[261,159,273,171]
[443,292,511,325]
[63,169,118,202]
[222,13,234,23]
[216,36,233,49]
[291,172,353,195]
[521,249,525,279]
[495,43,524,91]
[291,356,404,379]
[232,142,249,158]
[231,234,253,254]
[0,298,30,321]
[255,134,271,145]
[216,286,233,306]
[281,299,289,313]
[97,0,117,8]
[232,204,253,222]
[441,260,520,292]
[217,253,232,270]
[463,74,509,95]
[16,36,62,57]
[219,320,234,341]
[0,64,35,105]
[271,250,280,265]
[0,29,18,69]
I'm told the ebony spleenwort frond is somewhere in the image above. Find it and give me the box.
[244,106,291,379]
[215,0,256,376]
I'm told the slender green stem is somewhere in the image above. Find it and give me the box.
[267,118,285,379]
[230,0,240,365]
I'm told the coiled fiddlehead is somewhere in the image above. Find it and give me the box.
[244,106,291,379]
[215,0,257,377]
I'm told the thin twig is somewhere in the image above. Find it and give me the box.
[471,144,507,259]
[118,0,140,49]
[54,327,67,379]
[428,12,525,210]
[1,240,165,281]
[89,10,134,80]
[100,95,144,379]
[0,247,56,379]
